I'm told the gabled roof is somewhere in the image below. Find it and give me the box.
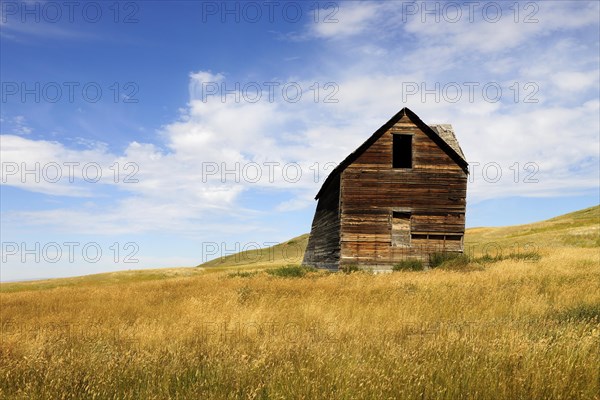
[315,107,468,200]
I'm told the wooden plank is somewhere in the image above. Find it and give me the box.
[338,117,467,266]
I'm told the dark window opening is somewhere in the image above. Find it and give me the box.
[411,234,463,241]
[445,235,463,241]
[393,134,412,168]
[411,234,429,240]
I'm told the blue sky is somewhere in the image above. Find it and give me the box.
[1,1,599,281]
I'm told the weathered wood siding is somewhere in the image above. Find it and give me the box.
[302,174,341,270]
[339,115,467,268]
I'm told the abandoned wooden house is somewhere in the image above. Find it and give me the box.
[303,107,468,270]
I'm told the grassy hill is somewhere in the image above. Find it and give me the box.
[1,206,598,399]
[196,234,309,270]
[2,206,598,292]
[465,205,599,248]
[196,204,599,270]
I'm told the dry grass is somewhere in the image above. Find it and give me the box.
[1,206,599,399]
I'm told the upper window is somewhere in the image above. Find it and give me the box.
[393,134,412,168]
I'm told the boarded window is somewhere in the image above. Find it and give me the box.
[392,212,411,247]
[393,134,412,168]
[410,233,463,252]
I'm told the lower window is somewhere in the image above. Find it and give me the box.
[392,211,411,247]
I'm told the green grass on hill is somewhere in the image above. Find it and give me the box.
[196,234,309,270]
[467,205,599,242]
[465,205,600,256]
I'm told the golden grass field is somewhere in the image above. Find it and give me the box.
[1,206,599,399]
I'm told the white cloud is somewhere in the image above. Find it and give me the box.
[0,135,110,197]
[310,2,383,39]
[12,116,32,135]
[2,1,598,237]
[552,71,599,92]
